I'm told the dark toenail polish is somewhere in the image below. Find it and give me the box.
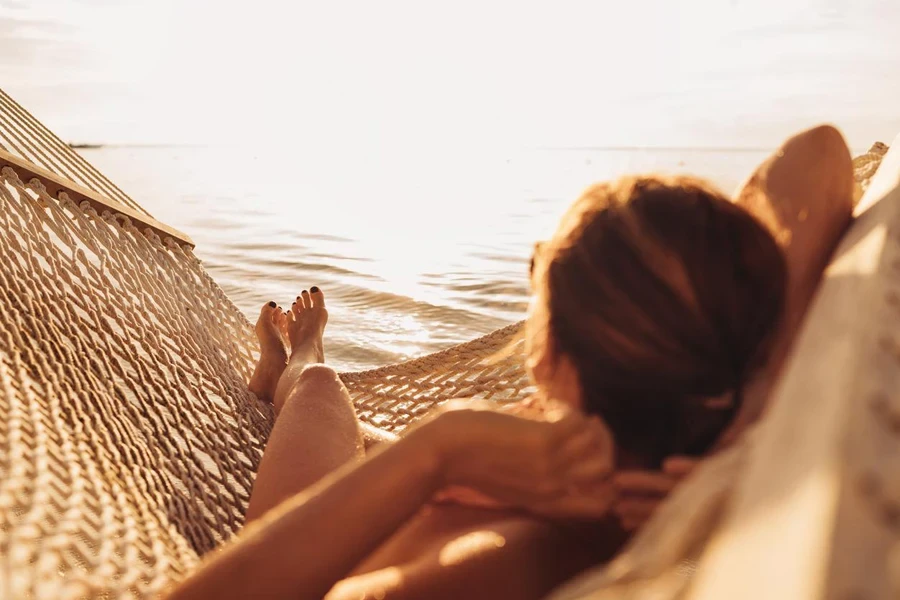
[292,302,296,306]
[268,301,276,308]
[310,286,320,293]
[302,290,308,295]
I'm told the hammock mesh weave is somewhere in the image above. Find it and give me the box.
[0,91,530,598]
[0,83,888,599]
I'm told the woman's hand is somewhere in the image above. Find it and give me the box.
[611,456,699,531]
[422,406,617,519]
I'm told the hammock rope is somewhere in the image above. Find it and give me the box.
[0,88,149,218]
[0,90,532,597]
[0,164,267,597]
[0,84,888,598]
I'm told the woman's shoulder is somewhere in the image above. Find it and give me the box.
[498,396,573,422]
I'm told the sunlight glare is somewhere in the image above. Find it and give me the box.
[438,531,507,566]
[324,566,403,600]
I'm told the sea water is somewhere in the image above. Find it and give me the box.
[83,146,770,370]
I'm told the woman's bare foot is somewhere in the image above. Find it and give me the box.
[249,301,289,404]
[270,287,329,414]
[287,287,328,365]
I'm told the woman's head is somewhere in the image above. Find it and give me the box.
[527,175,786,469]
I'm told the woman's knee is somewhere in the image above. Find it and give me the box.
[278,363,357,421]
[296,364,346,392]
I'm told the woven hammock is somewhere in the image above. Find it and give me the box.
[0,84,891,599]
[0,88,531,599]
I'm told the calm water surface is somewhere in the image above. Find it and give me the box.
[84,146,769,370]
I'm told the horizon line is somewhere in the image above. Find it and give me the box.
[70,142,780,152]
[68,142,875,154]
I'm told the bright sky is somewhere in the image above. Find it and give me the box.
[2,0,899,149]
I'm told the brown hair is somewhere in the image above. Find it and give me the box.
[532,175,786,469]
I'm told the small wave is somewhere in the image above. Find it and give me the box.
[303,252,374,264]
[295,232,355,243]
[86,145,763,370]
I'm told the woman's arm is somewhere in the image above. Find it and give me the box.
[167,424,441,600]
[727,125,854,437]
[165,409,615,600]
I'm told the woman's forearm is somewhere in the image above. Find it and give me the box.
[166,426,442,600]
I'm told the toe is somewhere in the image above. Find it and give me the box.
[259,300,277,319]
[256,301,285,349]
[279,311,290,338]
[310,286,325,307]
[301,290,311,309]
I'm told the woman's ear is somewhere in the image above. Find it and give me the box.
[525,347,584,410]
[547,354,584,410]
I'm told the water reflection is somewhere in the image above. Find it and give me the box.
[84,146,767,370]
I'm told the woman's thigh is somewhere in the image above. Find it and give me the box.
[329,505,626,600]
[246,365,365,522]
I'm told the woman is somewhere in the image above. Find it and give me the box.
[167,125,854,600]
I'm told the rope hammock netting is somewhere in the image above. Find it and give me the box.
[0,87,891,599]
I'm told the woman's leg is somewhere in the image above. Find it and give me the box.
[246,288,366,523]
